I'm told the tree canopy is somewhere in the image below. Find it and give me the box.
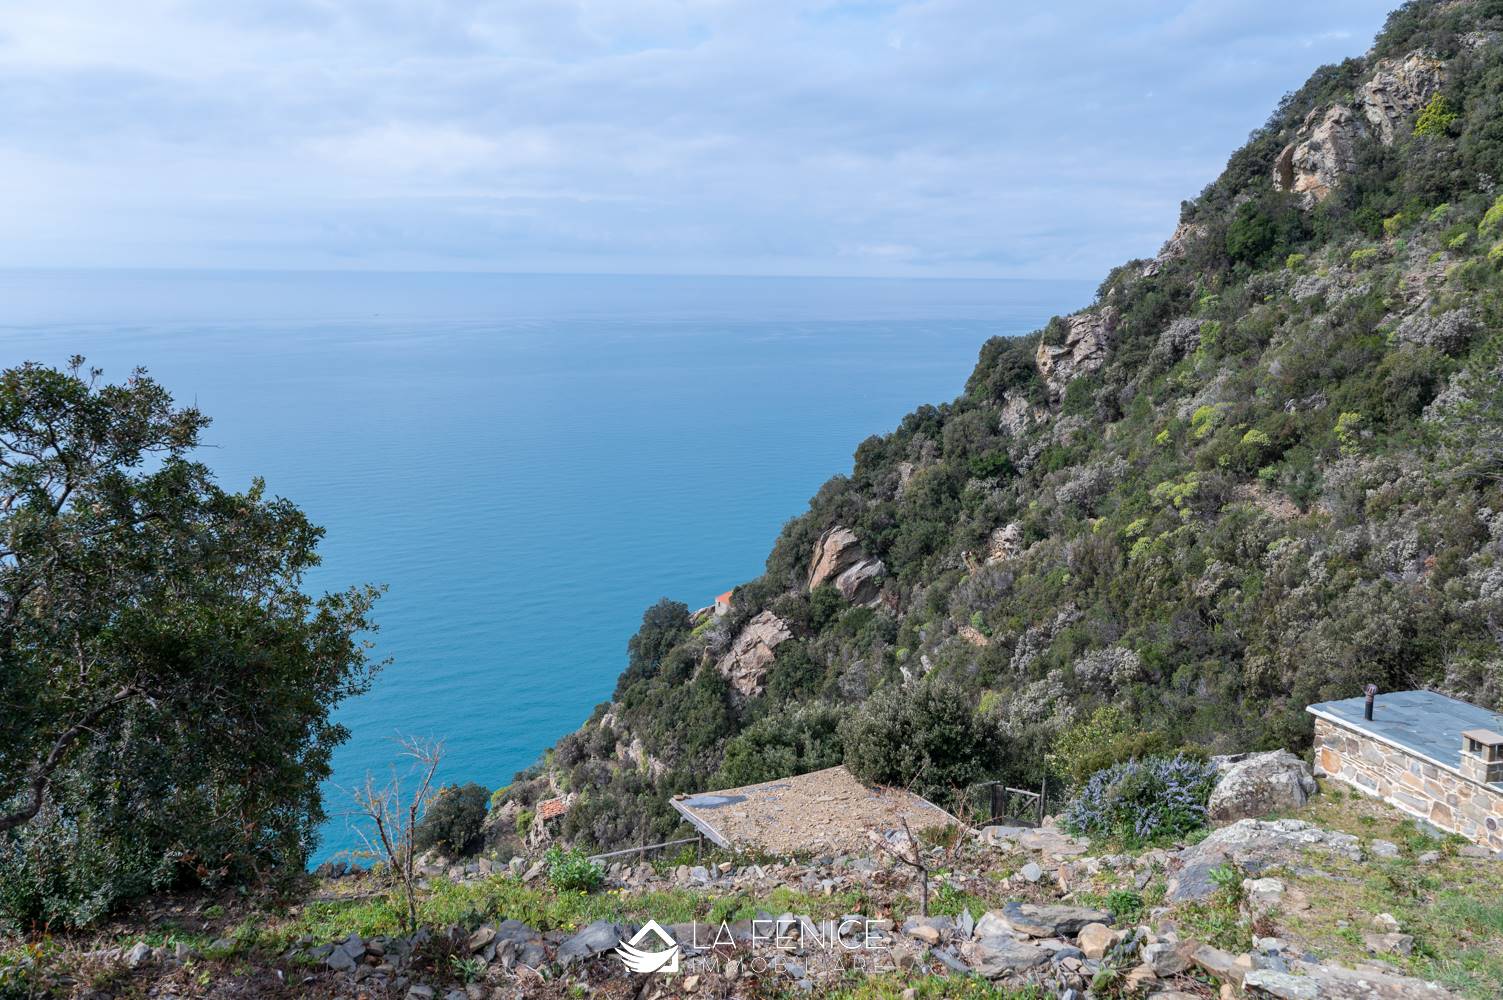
[0,358,381,927]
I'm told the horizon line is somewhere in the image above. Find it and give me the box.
[0,264,1100,285]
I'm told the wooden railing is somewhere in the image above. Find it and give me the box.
[971,780,1047,827]
[587,835,704,866]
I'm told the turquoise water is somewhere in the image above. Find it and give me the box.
[0,270,1091,860]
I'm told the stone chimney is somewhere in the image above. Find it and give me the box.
[1459,729,1503,784]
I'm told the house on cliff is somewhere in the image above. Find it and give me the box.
[1308,690,1503,851]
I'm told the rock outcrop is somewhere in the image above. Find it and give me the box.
[1361,50,1447,145]
[1274,104,1364,206]
[1140,220,1208,277]
[1168,819,1360,903]
[806,527,885,605]
[1245,960,1458,999]
[1208,749,1319,823]
[808,527,862,589]
[998,393,1046,437]
[715,610,793,697]
[1395,305,1478,353]
[1275,50,1447,205]
[1035,307,1118,400]
[985,522,1023,564]
[834,557,884,605]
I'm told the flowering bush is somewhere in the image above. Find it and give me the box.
[1061,754,1218,845]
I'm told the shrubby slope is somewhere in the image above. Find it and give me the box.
[511,0,1503,851]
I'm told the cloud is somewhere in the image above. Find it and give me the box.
[0,0,1394,277]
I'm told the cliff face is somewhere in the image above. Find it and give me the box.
[516,0,1503,850]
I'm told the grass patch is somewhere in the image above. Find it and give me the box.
[825,973,1049,999]
[249,876,880,959]
[1250,783,1503,1000]
[927,882,993,921]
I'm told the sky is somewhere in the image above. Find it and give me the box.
[0,1,1395,279]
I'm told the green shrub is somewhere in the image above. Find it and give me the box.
[840,678,1003,804]
[968,451,1014,480]
[545,847,604,894]
[1208,863,1244,905]
[1415,93,1458,137]
[1048,707,1171,787]
[715,703,846,787]
[1335,410,1365,454]
[0,802,174,929]
[1479,194,1503,236]
[413,783,490,856]
[1061,754,1218,845]
[1190,405,1223,438]
[1105,889,1145,924]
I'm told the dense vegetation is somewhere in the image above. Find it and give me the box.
[414,783,491,856]
[0,360,380,928]
[500,0,1503,853]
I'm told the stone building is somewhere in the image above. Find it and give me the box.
[527,793,574,848]
[1308,690,1503,851]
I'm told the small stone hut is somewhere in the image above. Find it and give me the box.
[1308,690,1503,851]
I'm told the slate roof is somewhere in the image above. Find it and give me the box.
[1308,689,1503,783]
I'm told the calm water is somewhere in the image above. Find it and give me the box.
[0,269,1091,860]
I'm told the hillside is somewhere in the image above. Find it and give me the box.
[15,3,1503,998]
[502,0,1503,851]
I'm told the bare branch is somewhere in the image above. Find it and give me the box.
[348,737,444,933]
[0,685,138,834]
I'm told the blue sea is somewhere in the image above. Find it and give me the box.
[0,269,1091,861]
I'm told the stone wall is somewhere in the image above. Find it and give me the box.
[1312,717,1503,850]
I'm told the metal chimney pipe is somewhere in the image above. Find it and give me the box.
[1364,684,1377,721]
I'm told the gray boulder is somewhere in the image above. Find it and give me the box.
[834,557,885,605]
[557,920,624,966]
[978,824,1089,856]
[960,936,1050,978]
[1208,750,1318,823]
[325,947,356,972]
[990,902,1110,939]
